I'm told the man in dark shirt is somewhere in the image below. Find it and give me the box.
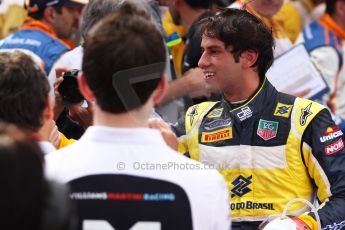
[165,0,214,106]
[167,0,213,73]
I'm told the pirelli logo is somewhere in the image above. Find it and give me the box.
[201,128,232,143]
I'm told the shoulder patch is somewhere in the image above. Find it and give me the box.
[300,103,313,126]
[292,98,326,137]
[324,138,344,155]
[274,102,293,118]
[184,101,218,134]
[207,108,223,119]
[187,105,199,126]
[320,126,343,143]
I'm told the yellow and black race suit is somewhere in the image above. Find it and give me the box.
[174,78,345,230]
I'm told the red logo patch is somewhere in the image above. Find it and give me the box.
[201,128,232,143]
[325,138,344,155]
[324,126,340,135]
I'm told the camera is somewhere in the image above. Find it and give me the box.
[58,69,84,105]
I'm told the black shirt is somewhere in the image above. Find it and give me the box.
[182,11,214,74]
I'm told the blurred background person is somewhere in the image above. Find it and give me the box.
[0,123,73,230]
[166,0,213,75]
[229,0,294,56]
[47,0,162,140]
[0,0,26,38]
[291,0,326,27]
[161,0,232,78]
[0,0,87,75]
[158,0,221,109]
[0,51,73,153]
[297,0,345,130]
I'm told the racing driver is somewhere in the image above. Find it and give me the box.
[174,8,345,230]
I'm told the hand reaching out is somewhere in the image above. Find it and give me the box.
[148,118,178,150]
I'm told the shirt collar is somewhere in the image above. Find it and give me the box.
[222,78,276,122]
[80,125,166,145]
[38,141,57,155]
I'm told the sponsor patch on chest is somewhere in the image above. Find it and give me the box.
[207,108,223,118]
[201,128,232,143]
[236,106,252,121]
[274,102,293,118]
[257,119,279,140]
[204,118,232,131]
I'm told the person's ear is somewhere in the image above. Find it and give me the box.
[336,0,345,17]
[152,74,168,106]
[240,50,259,68]
[42,7,57,24]
[78,71,96,102]
[43,94,54,121]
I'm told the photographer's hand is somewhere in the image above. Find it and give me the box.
[68,101,93,129]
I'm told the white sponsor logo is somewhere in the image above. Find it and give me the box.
[204,119,232,131]
[323,220,345,230]
[237,106,252,121]
[320,130,343,143]
[3,37,41,47]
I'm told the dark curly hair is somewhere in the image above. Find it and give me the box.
[0,51,50,132]
[198,8,275,79]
